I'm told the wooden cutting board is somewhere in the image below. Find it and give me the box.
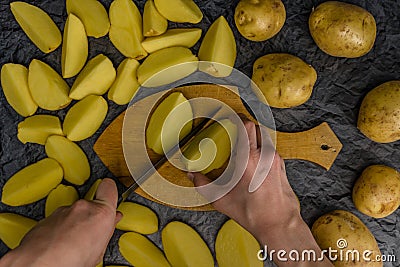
[94,84,343,211]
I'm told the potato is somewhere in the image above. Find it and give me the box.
[10,2,61,53]
[252,53,317,108]
[234,0,285,41]
[309,1,376,58]
[146,92,193,155]
[142,28,202,54]
[182,119,237,174]
[116,202,158,234]
[28,59,71,110]
[162,221,214,267]
[63,95,108,141]
[143,0,168,37]
[216,219,262,267]
[198,16,236,77]
[69,54,116,100]
[358,81,400,143]
[2,158,63,206]
[84,179,103,200]
[45,184,79,217]
[1,63,37,117]
[119,232,171,267]
[353,165,400,218]
[0,213,37,249]
[18,115,63,145]
[61,13,88,78]
[312,210,382,267]
[154,0,203,23]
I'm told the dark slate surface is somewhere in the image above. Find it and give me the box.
[0,0,399,266]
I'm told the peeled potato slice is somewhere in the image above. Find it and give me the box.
[108,58,140,105]
[154,0,203,23]
[198,16,237,77]
[69,54,116,100]
[84,179,103,200]
[116,202,158,234]
[62,13,88,78]
[216,220,262,267]
[0,213,37,249]
[1,158,63,206]
[142,28,202,53]
[45,135,90,185]
[63,95,108,141]
[162,221,214,267]
[28,59,71,110]
[109,0,147,60]
[143,0,168,37]
[17,115,63,145]
[66,0,110,38]
[1,63,37,117]
[45,184,79,217]
[119,232,171,267]
[10,2,61,53]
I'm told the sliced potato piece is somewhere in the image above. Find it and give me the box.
[116,202,158,234]
[154,0,203,23]
[109,0,147,60]
[142,28,202,53]
[143,0,168,37]
[119,232,171,267]
[10,2,61,53]
[62,13,88,78]
[28,59,71,110]
[108,58,140,105]
[45,184,79,217]
[45,135,90,185]
[17,115,63,145]
[84,179,103,200]
[137,46,198,87]
[66,0,110,38]
[0,213,37,249]
[1,63,37,117]
[63,95,108,141]
[198,16,237,77]
[69,54,116,100]
[1,158,63,206]
[216,220,262,267]
[162,221,214,267]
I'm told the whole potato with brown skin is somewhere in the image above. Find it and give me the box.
[309,1,376,58]
[234,0,285,41]
[353,165,400,219]
[252,53,317,108]
[358,81,400,143]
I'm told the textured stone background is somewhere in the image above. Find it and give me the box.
[0,0,399,266]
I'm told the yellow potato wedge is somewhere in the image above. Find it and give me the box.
[162,221,214,267]
[45,135,90,185]
[143,0,168,37]
[216,220,262,267]
[1,63,37,117]
[154,0,203,23]
[28,59,71,110]
[69,54,116,100]
[62,13,88,79]
[10,2,61,53]
[119,232,171,267]
[63,95,108,141]
[0,213,37,249]
[198,16,237,77]
[84,179,103,200]
[95,262,103,267]
[17,115,63,145]
[116,202,158,234]
[137,46,198,87]
[146,92,193,154]
[108,58,140,105]
[142,28,202,53]
[1,158,63,206]
[66,0,110,38]
[109,0,147,60]
[45,184,79,217]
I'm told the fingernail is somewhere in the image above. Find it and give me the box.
[187,172,194,181]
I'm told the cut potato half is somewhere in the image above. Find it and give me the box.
[0,213,37,249]
[45,184,79,217]
[116,202,158,234]
[154,0,203,23]
[84,179,103,200]
[18,115,63,145]
[143,0,168,37]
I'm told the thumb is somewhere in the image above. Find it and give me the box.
[188,172,212,187]
[94,178,118,211]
